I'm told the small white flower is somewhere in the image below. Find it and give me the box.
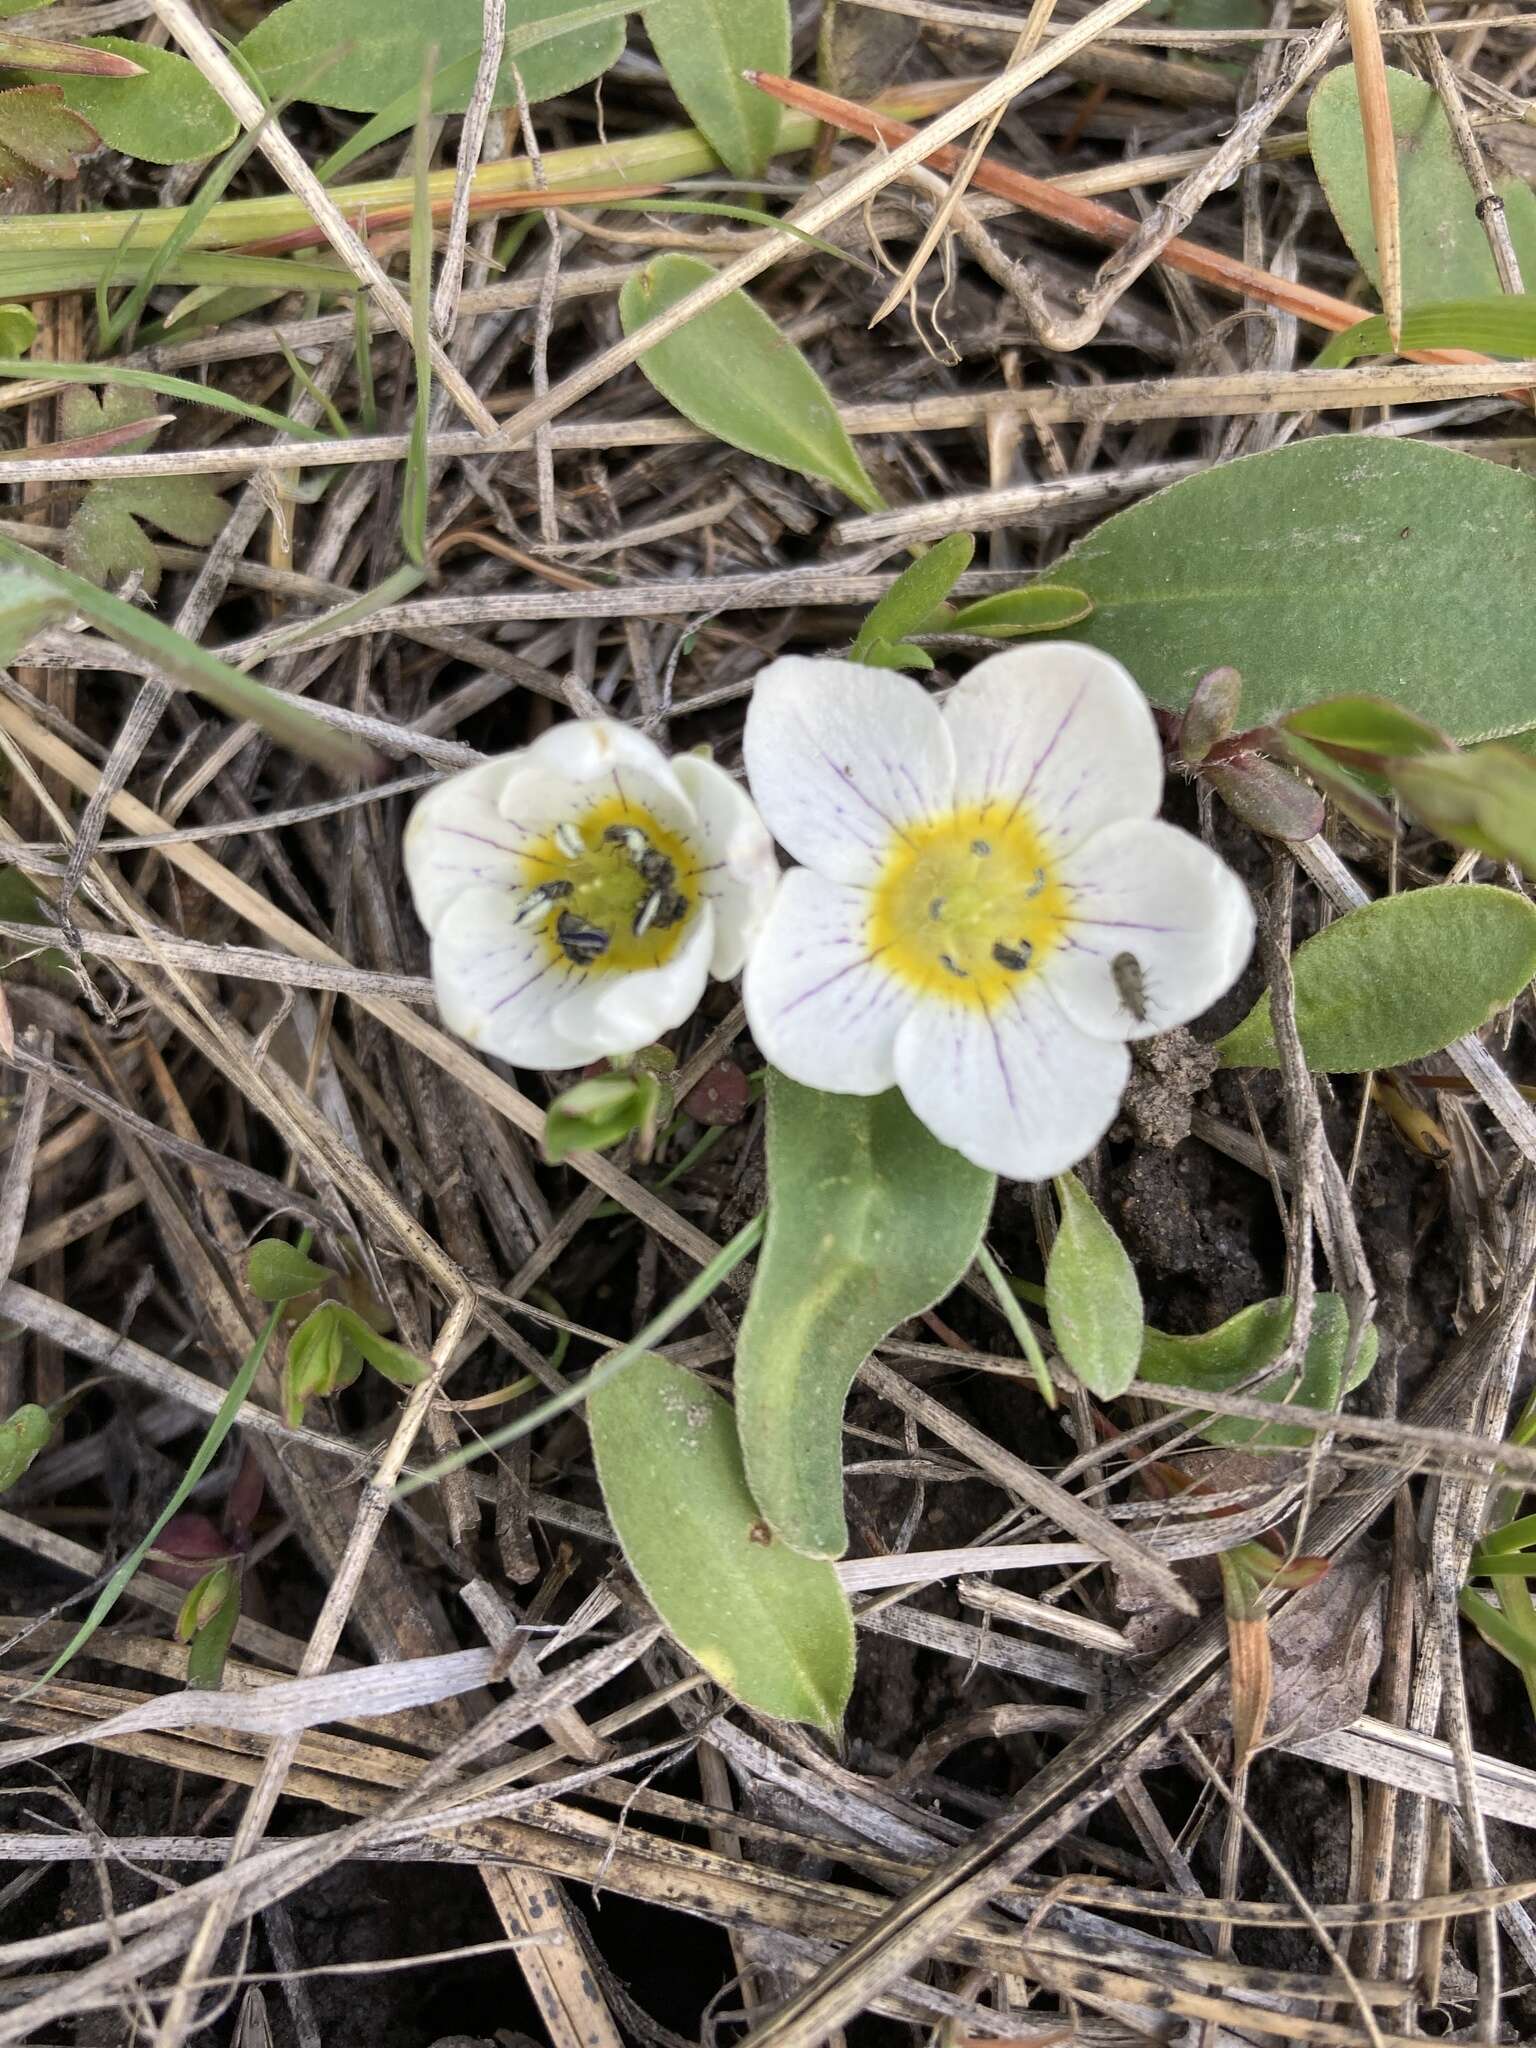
[404,720,779,1067]
[741,645,1255,1181]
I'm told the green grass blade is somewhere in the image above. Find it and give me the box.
[1316,295,1536,367]
[0,355,337,440]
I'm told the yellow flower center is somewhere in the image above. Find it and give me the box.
[520,793,697,974]
[869,801,1069,1007]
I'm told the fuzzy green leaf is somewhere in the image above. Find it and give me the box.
[1045,1171,1143,1400]
[851,532,973,662]
[246,1239,334,1304]
[735,1072,995,1559]
[1219,884,1536,1072]
[1309,66,1536,310]
[0,1402,53,1491]
[642,0,788,180]
[590,1351,855,1732]
[0,84,97,185]
[239,0,626,115]
[1136,1294,1378,1449]
[14,38,236,164]
[619,252,884,513]
[58,387,230,597]
[1058,436,1536,743]
[949,584,1094,639]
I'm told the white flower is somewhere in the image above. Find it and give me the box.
[741,645,1254,1181]
[404,720,779,1067]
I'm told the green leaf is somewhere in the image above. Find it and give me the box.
[178,1559,242,1690]
[1282,693,1451,757]
[1044,1171,1143,1400]
[283,1303,360,1426]
[1308,65,1536,310]
[850,531,973,663]
[544,1072,652,1163]
[1058,436,1536,743]
[1218,884,1536,1072]
[735,1072,995,1558]
[641,0,787,180]
[0,535,371,776]
[619,252,885,514]
[335,1308,426,1389]
[246,1239,334,1304]
[0,1402,53,1491]
[0,83,96,186]
[589,1351,855,1732]
[14,38,236,164]
[239,0,626,115]
[856,638,933,671]
[1136,1293,1378,1449]
[0,303,32,354]
[1388,744,1536,875]
[1316,296,1536,369]
[59,387,230,597]
[0,563,71,661]
[949,584,1094,639]
[1204,752,1327,843]
[1178,664,1242,765]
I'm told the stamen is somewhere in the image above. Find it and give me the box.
[638,847,677,889]
[971,839,992,857]
[991,939,1033,973]
[1024,867,1047,899]
[928,897,946,921]
[632,890,662,938]
[939,952,968,979]
[653,891,690,929]
[555,821,586,860]
[555,910,611,965]
[511,878,572,926]
[603,824,649,859]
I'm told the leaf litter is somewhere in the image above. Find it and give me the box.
[0,3,1532,2045]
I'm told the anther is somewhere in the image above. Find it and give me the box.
[970,839,992,858]
[1024,867,1047,899]
[511,878,572,926]
[603,824,649,859]
[928,897,946,922]
[632,891,662,938]
[554,822,585,860]
[991,939,1033,973]
[939,952,969,979]
[555,910,611,965]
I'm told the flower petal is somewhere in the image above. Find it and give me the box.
[429,885,584,1068]
[744,656,956,884]
[671,753,781,979]
[743,868,908,1094]
[892,981,1129,1180]
[1047,818,1256,1041]
[403,756,532,936]
[516,716,692,820]
[941,644,1162,858]
[553,907,714,1061]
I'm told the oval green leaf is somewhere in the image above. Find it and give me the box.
[949,584,1093,638]
[1059,436,1536,743]
[1045,1171,1143,1400]
[19,38,238,163]
[851,531,973,662]
[246,1239,334,1303]
[589,1352,855,1732]
[735,1072,995,1559]
[1137,1293,1378,1449]
[641,0,788,180]
[239,0,625,115]
[619,253,885,513]
[1218,884,1536,1072]
[1282,694,1450,757]
[1308,66,1536,309]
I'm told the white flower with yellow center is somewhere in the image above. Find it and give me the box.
[404,721,779,1067]
[742,646,1254,1180]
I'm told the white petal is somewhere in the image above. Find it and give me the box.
[743,868,908,1094]
[553,908,714,1062]
[941,644,1163,858]
[516,716,692,819]
[1047,819,1256,1042]
[892,981,1129,1181]
[744,656,956,884]
[403,755,532,937]
[429,885,584,1068]
[671,753,781,979]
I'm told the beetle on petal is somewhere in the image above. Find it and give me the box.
[404,721,780,1068]
[740,646,1255,1182]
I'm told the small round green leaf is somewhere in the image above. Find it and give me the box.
[246,1238,334,1303]
[23,38,238,163]
[619,253,884,514]
[1218,884,1536,1072]
[1045,1171,1143,1400]
[590,1352,855,1733]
